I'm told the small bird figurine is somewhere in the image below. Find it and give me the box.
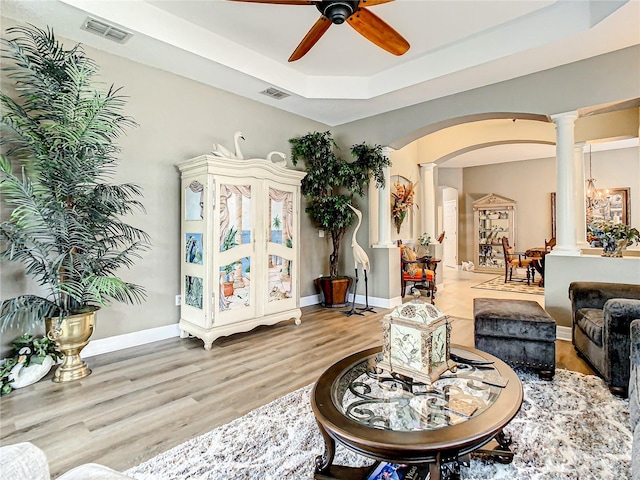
[212,131,245,159]
[8,347,55,389]
[267,151,287,167]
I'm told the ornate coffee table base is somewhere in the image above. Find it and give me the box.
[314,424,515,480]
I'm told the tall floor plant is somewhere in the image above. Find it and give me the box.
[0,24,150,334]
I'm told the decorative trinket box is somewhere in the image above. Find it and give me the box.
[378,299,452,384]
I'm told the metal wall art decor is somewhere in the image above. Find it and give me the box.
[378,300,452,384]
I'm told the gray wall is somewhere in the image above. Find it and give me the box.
[461,157,557,263]
[0,17,328,349]
[459,147,639,264]
[1,15,639,353]
[336,45,640,148]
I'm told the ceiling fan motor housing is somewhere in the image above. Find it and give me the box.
[317,0,359,24]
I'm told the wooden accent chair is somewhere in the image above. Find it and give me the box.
[501,236,533,284]
[399,242,437,303]
[545,237,556,251]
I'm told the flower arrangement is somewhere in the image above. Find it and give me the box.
[417,232,432,247]
[391,181,417,234]
[588,221,640,257]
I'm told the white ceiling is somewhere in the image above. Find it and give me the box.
[1,0,639,168]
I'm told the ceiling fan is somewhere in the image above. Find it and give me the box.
[228,0,410,62]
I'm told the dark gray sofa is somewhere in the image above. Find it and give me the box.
[569,281,640,396]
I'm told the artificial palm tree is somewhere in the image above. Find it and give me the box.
[0,25,150,379]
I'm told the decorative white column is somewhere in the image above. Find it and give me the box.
[551,112,581,255]
[375,149,394,247]
[419,163,437,238]
[574,142,589,249]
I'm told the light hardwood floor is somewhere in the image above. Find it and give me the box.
[0,269,593,477]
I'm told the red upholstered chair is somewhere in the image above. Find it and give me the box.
[400,244,437,303]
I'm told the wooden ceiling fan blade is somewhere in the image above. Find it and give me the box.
[347,7,409,56]
[288,16,331,62]
[227,0,314,5]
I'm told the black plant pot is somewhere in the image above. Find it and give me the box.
[314,276,353,308]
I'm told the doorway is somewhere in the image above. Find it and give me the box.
[443,188,458,269]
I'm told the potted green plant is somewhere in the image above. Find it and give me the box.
[289,131,391,307]
[588,221,640,257]
[0,25,150,382]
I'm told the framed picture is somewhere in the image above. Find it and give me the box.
[550,192,556,239]
[551,187,631,243]
[587,187,630,226]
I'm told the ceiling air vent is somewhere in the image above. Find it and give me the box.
[82,17,132,44]
[260,87,290,100]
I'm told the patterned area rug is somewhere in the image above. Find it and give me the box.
[472,276,544,295]
[126,369,631,480]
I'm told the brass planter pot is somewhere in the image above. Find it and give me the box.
[46,309,97,383]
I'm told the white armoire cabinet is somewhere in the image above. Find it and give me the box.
[472,193,516,274]
[177,155,305,350]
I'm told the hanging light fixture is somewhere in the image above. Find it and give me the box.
[585,145,597,200]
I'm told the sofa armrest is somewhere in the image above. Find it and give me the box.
[569,282,640,313]
[0,442,50,480]
[569,282,608,315]
[604,299,640,390]
[630,319,640,480]
[632,318,640,368]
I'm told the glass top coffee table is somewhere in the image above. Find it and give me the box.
[311,345,523,480]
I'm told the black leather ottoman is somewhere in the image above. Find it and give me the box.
[474,298,556,379]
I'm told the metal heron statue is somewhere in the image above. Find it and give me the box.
[341,204,375,316]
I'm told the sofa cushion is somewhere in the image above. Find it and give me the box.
[575,308,604,347]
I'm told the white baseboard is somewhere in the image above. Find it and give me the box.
[82,324,181,358]
[300,294,321,307]
[350,294,401,309]
[77,315,574,358]
[301,293,401,310]
[556,325,572,342]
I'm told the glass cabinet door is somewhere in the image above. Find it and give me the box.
[266,186,296,305]
[478,208,510,269]
[473,193,516,274]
